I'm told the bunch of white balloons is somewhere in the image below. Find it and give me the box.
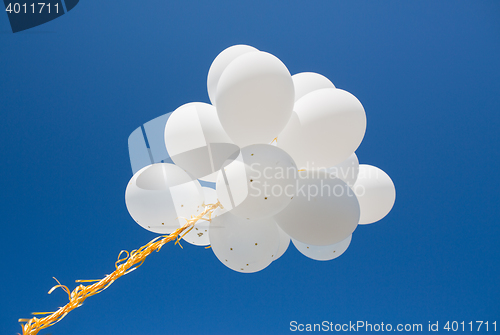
[125,45,396,273]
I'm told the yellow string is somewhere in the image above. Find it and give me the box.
[74,279,101,283]
[18,201,222,335]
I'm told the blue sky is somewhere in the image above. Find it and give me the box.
[1,1,499,334]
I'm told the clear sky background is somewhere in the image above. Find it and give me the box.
[1,1,499,334]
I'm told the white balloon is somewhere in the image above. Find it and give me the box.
[125,163,205,234]
[274,170,360,246]
[199,171,219,183]
[352,165,396,225]
[292,72,335,102]
[216,51,295,147]
[278,88,366,169]
[164,102,239,181]
[209,212,280,273]
[216,144,297,220]
[292,235,352,261]
[207,45,259,106]
[328,153,359,187]
[274,225,290,261]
